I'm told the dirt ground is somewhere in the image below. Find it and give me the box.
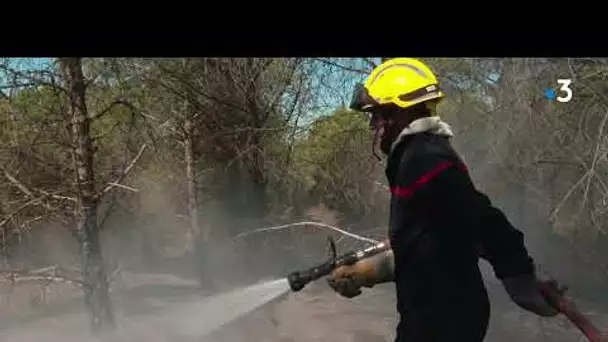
[0,269,607,342]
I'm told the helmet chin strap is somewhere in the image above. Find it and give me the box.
[371,126,384,161]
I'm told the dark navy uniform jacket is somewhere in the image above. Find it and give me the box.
[386,131,535,342]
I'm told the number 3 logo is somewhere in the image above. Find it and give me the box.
[557,79,572,103]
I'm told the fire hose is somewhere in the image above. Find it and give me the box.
[287,237,607,342]
[539,280,607,342]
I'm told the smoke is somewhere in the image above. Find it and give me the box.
[442,76,608,306]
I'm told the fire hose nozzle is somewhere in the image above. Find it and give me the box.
[287,271,309,292]
[286,237,391,293]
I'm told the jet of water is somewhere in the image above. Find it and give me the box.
[106,278,291,341]
[1,278,291,342]
[164,278,290,338]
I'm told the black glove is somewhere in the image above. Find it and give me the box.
[502,274,559,317]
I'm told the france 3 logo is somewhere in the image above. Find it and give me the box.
[545,79,572,103]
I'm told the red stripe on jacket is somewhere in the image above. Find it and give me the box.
[390,161,467,198]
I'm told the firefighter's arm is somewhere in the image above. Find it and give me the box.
[394,155,533,277]
[400,155,557,316]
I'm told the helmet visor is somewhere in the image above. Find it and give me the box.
[349,83,379,112]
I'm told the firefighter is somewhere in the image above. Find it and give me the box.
[326,58,558,342]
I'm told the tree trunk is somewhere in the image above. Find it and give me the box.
[59,58,115,333]
[180,59,202,245]
[184,112,200,243]
[248,132,267,218]
[244,58,268,220]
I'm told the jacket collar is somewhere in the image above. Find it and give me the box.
[389,116,454,154]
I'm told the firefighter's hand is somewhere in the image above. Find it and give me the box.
[502,274,560,317]
[327,251,395,298]
[326,263,376,298]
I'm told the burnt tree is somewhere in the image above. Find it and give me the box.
[59,58,115,332]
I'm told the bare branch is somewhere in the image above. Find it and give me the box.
[0,266,85,286]
[34,188,77,202]
[0,198,41,228]
[156,64,251,115]
[107,182,138,193]
[88,100,132,120]
[580,110,608,210]
[0,64,66,94]
[1,169,69,214]
[3,169,34,197]
[99,143,147,197]
[314,58,370,75]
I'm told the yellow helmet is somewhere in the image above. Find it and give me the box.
[349,58,444,112]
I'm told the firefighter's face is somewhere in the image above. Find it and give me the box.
[369,108,403,155]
